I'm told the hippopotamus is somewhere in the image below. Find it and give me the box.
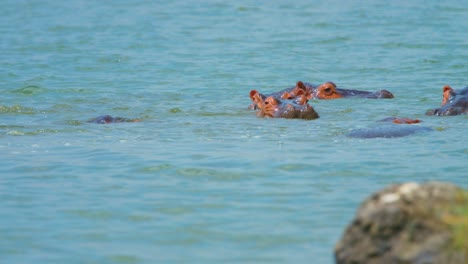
[426,85,468,116]
[378,117,421,124]
[87,115,140,124]
[278,81,315,100]
[248,81,394,109]
[248,81,314,110]
[249,90,319,120]
[313,82,394,99]
[347,117,431,138]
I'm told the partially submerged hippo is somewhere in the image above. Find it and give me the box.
[248,81,393,110]
[249,90,319,120]
[279,81,314,100]
[87,115,140,124]
[378,117,422,124]
[313,82,394,99]
[347,117,431,138]
[248,81,314,110]
[426,85,468,116]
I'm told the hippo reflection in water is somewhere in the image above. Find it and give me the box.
[426,85,468,116]
[249,89,319,120]
[87,115,140,124]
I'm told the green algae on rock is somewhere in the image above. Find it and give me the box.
[335,182,468,264]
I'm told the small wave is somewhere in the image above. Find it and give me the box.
[0,105,37,114]
[11,85,47,95]
[108,255,141,263]
[140,164,174,173]
[314,36,352,44]
[176,167,248,181]
[5,128,61,136]
[277,163,316,172]
[65,209,113,220]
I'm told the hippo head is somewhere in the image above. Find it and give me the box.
[314,82,394,99]
[281,81,313,102]
[249,90,319,120]
[313,82,342,99]
[426,99,468,116]
[87,115,140,124]
[441,85,455,106]
[426,85,468,116]
[440,85,468,106]
[378,117,421,124]
[89,115,115,124]
[373,89,394,99]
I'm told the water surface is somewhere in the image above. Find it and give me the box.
[1,0,467,263]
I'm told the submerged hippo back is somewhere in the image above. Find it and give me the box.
[347,125,432,138]
[335,88,394,99]
[88,115,140,124]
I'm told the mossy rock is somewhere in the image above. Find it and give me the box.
[335,182,467,264]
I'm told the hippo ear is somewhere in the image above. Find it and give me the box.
[296,81,306,90]
[442,85,454,106]
[250,90,261,101]
[250,90,264,108]
[296,81,314,99]
[443,85,453,93]
[295,89,305,96]
[297,94,308,105]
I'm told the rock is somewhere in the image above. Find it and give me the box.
[335,182,468,264]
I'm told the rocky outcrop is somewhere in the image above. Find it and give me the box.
[335,182,468,264]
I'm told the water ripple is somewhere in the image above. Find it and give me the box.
[11,85,47,95]
[0,105,37,114]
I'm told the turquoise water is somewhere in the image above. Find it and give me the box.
[1,0,467,263]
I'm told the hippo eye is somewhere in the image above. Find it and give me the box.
[324,87,332,94]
